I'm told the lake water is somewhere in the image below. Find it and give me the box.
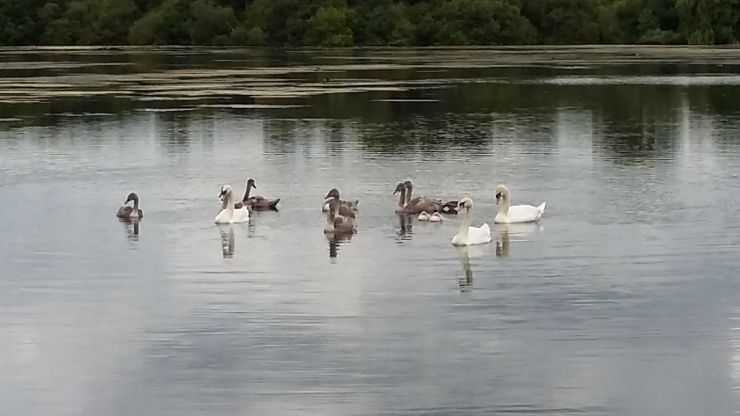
[2,46,740,416]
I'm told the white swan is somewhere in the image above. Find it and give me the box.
[215,184,250,224]
[494,184,545,223]
[451,197,492,246]
[418,211,431,221]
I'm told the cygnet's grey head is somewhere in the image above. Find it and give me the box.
[125,192,139,204]
[325,188,340,200]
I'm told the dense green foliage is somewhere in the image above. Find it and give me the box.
[1,0,739,46]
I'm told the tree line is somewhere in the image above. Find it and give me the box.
[0,0,738,47]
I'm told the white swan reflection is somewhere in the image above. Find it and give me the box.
[218,224,235,258]
[495,223,542,257]
[454,244,489,292]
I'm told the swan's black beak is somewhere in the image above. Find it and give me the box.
[393,189,399,195]
[219,189,226,199]
[495,192,501,205]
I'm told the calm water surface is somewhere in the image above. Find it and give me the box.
[2,47,740,415]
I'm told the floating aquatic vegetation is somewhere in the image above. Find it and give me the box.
[52,112,116,117]
[198,104,308,109]
[1,46,740,108]
[135,108,198,112]
[373,99,439,103]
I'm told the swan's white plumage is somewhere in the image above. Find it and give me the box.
[451,197,492,246]
[215,206,249,224]
[418,211,430,221]
[452,223,491,246]
[494,184,545,224]
[495,202,545,223]
[215,184,250,224]
[429,212,443,222]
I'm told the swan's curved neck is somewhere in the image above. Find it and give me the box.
[243,183,253,202]
[397,188,406,208]
[498,193,510,216]
[458,207,471,238]
[224,192,234,215]
[132,198,139,211]
[405,186,412,206]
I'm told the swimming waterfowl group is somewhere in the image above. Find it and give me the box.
[116,180,545,247]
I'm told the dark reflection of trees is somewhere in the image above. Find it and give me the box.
[684,88,740,154]
[0,96,133,129]
[687,87,740,118]
[262,118,299,155]
[587,85,682,164]
[324,120,345,156]
[356,114,492,157]
[156,111,198,154]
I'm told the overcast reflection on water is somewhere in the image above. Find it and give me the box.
[2,48,740,416]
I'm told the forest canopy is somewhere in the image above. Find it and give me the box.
[0,0,738,46]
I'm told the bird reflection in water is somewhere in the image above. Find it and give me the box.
[496,226,510,257]
[119,218,140,242]
[454,244,489,292]
[396,214,413,240]
[218,224,235,258]
[455,246,473,292]
[247,215,256,238]
[326,231,354,262]
[495,223,542,257]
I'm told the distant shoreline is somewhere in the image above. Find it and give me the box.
[2,45,740,64]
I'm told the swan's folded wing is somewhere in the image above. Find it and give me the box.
[469,224,492,243]
[116,206,132,218]
[508,205,543,222]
